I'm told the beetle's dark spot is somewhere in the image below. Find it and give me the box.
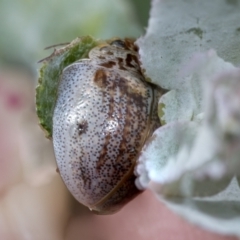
[93,69,109,88]
[117,57,123,63]
[98,56,106,60]
[133,44,139,52]
[124,38,138,52]
[110,39,127,49]
[99,61,116,68]
[117,58,127,70]
[77,120,88,135]
[107,51,114,55]
[131,54,140,65]
[126,54,137,68]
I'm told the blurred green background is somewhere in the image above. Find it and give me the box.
[0,0,150,69]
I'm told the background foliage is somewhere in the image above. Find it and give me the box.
[0,0,149,68]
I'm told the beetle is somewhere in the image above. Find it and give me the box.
[48,38,162,214]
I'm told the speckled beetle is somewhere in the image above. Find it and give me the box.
[40,38,163,214]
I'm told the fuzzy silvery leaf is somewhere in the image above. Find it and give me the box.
[136,0,240,236]
[137,0,240,124]
[135,121,199,190]
[159,178,240,236]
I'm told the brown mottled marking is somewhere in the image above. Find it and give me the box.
[112,77,131,165]
[93,167,140,214]
[131,54,140,65]
[99,61,116,68]
[96,133,112,170]
[124,38,139,52]
[93,69,108,88]
[126,54,136,68]
[72,161,90,187]
[117,58,127,70]
[96,74,115,170]
[115,77,148,165]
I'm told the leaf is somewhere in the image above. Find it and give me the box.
[36,36,98,138]
[137,0,240,124]
[160,178,240,236]
[135,121,199,190]
[136,0,240,236]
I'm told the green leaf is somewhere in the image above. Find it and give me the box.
[36,36,98,138]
